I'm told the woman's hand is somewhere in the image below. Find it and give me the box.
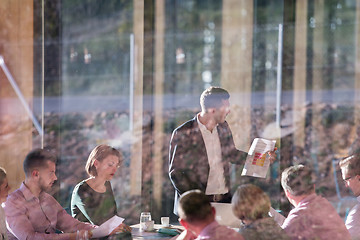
[110,223,132,234]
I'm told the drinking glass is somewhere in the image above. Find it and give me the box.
[139,212,152,231]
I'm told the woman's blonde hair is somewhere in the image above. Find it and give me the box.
[85,145,122,177]
[232,184,270,221]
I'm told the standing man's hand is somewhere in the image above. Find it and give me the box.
[267,147,278,164]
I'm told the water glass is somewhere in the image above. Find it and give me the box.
[140,212,152,231]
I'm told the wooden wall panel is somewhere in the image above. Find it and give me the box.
[293,0,308,149]
[130,0,144,196]
[152,0,165,218]
[355,0,360,127]
[0,0,34,190]
[221,0,253,152]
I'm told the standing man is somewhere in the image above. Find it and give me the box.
[339,154,360,238]
[169,86,276,214]
[281,164,350,240]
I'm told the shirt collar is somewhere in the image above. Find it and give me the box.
[357,195,360,203]
[298,193,317,205]
[197,114,217,133]
[20,182,38,201]
[198,220,219,237]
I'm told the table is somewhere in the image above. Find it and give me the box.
[130,224,184,240]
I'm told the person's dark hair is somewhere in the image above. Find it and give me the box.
[200,86,230,112]
[281,165,315,196]
[0,167,7,186]
[178,190,212,223]
[23,149,57,177]
[339,154,360,177]
[85,144,122,177]
[232,184,270,221]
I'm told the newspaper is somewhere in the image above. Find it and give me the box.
[241,138,276,178]
[91,215,124,238]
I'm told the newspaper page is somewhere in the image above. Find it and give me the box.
[241,138,276,178]
[92,215,124,238]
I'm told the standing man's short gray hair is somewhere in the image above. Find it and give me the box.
[200,86,230,113]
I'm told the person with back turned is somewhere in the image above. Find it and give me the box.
[231,184,289,240]
[174,189,244,240]
[281,164,350,240]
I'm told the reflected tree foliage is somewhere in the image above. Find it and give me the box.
[27,0,360,223]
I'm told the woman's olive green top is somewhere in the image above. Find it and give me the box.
[71,180,117,226]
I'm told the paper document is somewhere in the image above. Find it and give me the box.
[92,215,124,238]
[211,202,241,228]
[269,207,286,226]
[241,138,276,178]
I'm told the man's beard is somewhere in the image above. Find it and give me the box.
[39,179,52,193]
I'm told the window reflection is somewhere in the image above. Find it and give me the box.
[0,0,359,226]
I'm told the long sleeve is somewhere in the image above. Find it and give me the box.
[169,123,209,194]
[281,194,351,240]
[217,121,247,165]
[56,207,94,233]
[4,186,95,240]
[5,194,72,240]
[71,182,94,224]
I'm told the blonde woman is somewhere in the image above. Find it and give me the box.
[71,145,131,238]
[0,167,10,240]
[231,184,289,240]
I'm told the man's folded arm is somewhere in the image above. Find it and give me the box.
[56,207,96,233]
[5,200,73,240]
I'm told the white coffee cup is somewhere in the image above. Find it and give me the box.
[161,217,170,227]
